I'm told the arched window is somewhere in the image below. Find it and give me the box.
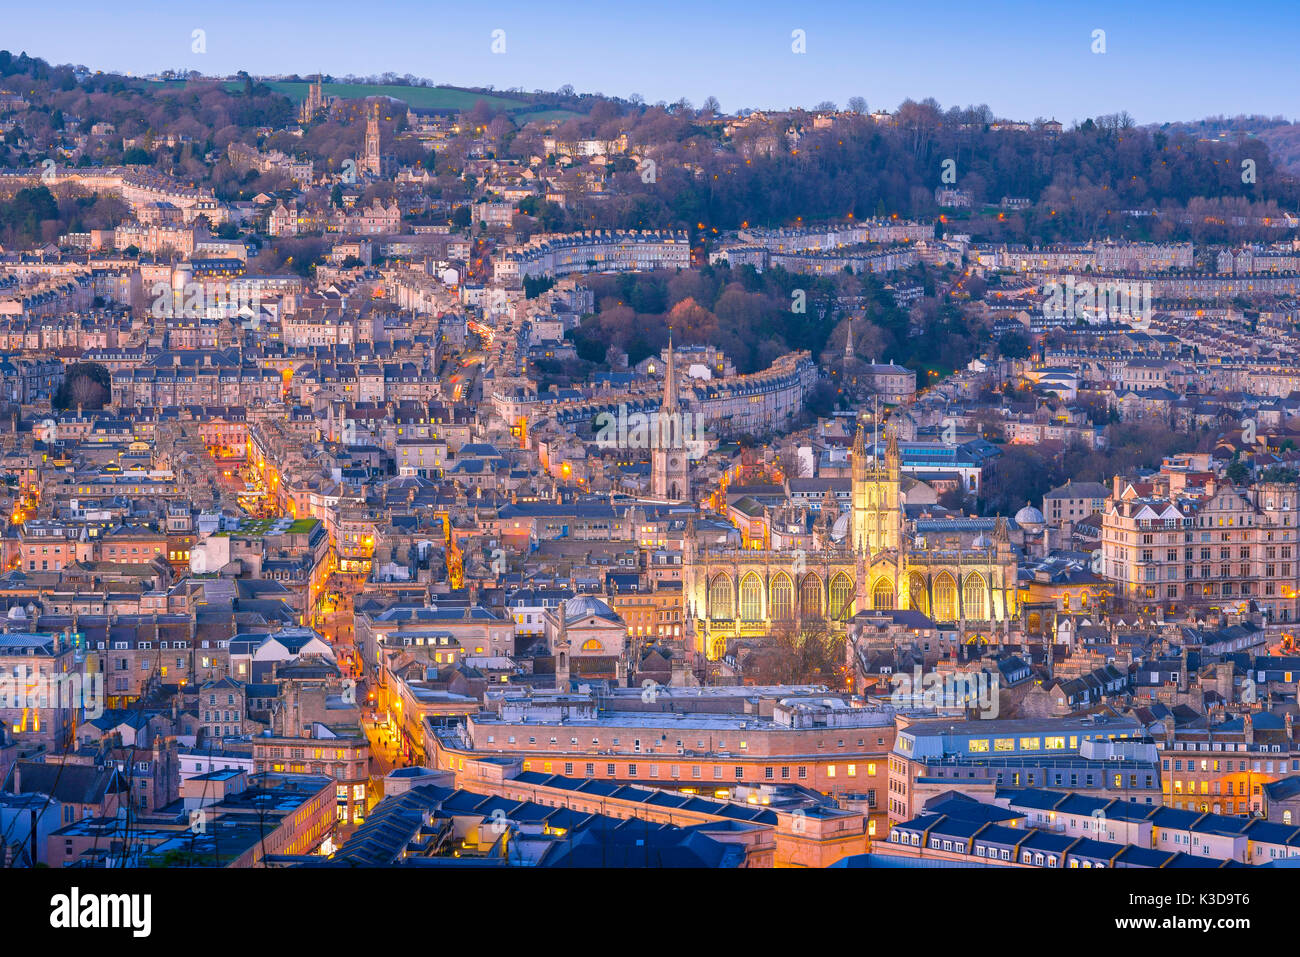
[800,574,824,618]
[580,638,603,652]
[872,577,895,610]
[933,573,958,622]
[908,573,929,616]
[963,573,988,620]
[709,575,734,620]
[829,573,855,620]
[770,573,794,620]
[740,574,763,621]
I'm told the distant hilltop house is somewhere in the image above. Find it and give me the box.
[333,199,402,236]
[541,135,627,157]
[268,199,298,237]
[935,187,973,209]
[858,361,917,405]
[227,142,313,189]
[1217,247,1300,275]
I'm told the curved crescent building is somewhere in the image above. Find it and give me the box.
[685,424,1020,661]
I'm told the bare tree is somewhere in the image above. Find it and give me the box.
[744,618,847,687]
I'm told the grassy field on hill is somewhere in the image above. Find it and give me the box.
[158,76,582,120]
[246,81,534,113]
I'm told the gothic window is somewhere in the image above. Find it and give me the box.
[909,573,930,616]
[872,577,895,610]
[770,573,794,620]
[709,575,734,620]
[740,574,763,621]
[800,574,824,618]
[964,573,988,620]
[829,573,855,620]
[934,573,958,622]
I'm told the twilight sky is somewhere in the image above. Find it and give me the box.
[5,0,1297,125]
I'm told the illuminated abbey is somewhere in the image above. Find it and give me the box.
[685,422,1021,661]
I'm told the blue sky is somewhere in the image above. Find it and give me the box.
[5,0,1298,125]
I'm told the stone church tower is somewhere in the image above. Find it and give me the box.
[363,102,382,176]
[651,339,690,502]
[299,75,326,124]
[851,418,902,555]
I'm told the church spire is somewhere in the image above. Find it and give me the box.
[663,332,679,414]
[651,329,690,502]
[844,320,854,361]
